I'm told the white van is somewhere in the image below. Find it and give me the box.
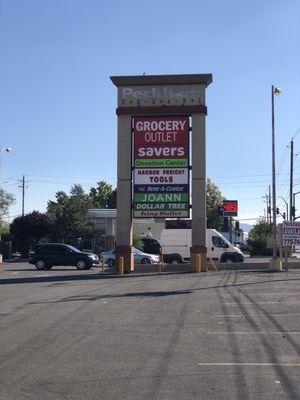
[160,228,244,263]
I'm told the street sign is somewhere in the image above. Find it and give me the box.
[282,221,300,245]
[223,200,238,217]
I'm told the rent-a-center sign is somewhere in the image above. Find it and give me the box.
[133,116,190,218]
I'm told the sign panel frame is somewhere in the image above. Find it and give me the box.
[132,115,190,218]
[282,221,300,245]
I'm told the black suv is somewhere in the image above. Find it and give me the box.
[29,243,99,270]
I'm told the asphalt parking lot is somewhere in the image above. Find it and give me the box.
[1,262,300,400]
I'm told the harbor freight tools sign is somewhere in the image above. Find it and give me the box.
[133,116,190,218]
[223,200,238,217]
[282,222,300,245]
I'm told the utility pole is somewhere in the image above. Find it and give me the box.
[22,175,25,217]
[269,185,272,224]
[18,175,27,217]
[290,139,294,221]
[271,85,282,259]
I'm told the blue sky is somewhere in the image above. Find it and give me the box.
[0,0,299,224]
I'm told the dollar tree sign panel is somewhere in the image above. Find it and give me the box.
[133,116,190,218]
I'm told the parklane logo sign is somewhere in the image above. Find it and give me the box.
[122,87,201,100]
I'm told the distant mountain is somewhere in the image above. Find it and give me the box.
[240,223,253,233]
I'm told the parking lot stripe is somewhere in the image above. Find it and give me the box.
[213,313,300,317]
[223,301,284,305]
[207,331,300,335]
[198,363,300,367]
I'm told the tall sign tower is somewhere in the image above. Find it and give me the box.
[111,74,212,272]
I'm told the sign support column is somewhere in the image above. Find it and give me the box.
[191,113,207,271]
[116,114,134,272]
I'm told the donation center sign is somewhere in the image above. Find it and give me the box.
[133,116,190,218]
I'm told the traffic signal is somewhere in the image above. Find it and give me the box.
[217,206,224,216]
[276,207,280,215]
[223,217,229,232]
[292,206,295,218]
[282,212,286,220]
[267,206,271,214]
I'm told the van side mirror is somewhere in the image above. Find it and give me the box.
[223,243,229,248]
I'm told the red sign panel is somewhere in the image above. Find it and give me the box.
[223,200,238,217]
[134,116,189,162]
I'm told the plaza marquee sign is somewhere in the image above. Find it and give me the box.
[133,116,190,218]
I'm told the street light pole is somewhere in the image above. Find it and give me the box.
[289,139,294,221]
[271,85,281,259]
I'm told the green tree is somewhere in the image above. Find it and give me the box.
[10,211,52,257]
[0,220,10,237]
[107,188,117,208]
[0,188,15,239]
[0,188,15,215]
[47,184,93,243]
[249,220,272,240]
[206,179,225,230]
[248,220,272,256]
[89,181,115,208]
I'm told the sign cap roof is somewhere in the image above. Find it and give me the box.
[110,73,213,87]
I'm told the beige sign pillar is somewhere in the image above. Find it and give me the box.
[190,112,207,271]
[116,114,134,272]
[111,74,212,273]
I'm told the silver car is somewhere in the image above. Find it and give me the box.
[101,248,159,267]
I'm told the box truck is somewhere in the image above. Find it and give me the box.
[142,229,244,263]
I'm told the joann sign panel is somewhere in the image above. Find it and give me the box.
[133,116,190,218]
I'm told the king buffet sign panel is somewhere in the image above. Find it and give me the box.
[132,116,190,218]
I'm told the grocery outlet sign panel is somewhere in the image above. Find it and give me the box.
[133,116,190,218]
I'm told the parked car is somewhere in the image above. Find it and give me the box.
[101,248,159,267]
[140,237,183,264]
[28,243,99,270]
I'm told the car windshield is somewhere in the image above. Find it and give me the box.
[134,248,144,255]
[65,244,81,253]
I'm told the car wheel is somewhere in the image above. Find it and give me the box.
[76,260,87,270]
[107,258,115,267]
[141,258,151,264]
[35,259,46,270]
